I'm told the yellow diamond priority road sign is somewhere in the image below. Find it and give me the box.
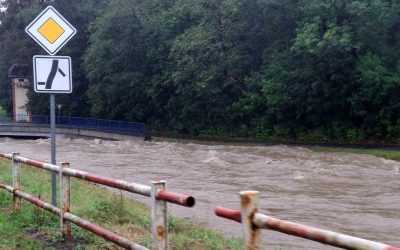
[26,6,76,55]
[38,18,65,44]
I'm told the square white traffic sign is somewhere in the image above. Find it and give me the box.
[26,6,76,55]
[33,55,73,93]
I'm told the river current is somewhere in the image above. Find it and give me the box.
[0,137,399,249]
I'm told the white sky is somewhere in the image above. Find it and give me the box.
[0,0,5,12]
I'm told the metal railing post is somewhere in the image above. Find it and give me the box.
[151,180,168,250]
[60,162,71,238]
[12,152,21,211]
[240,191,261,250]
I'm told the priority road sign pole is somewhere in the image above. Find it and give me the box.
[50,93,57,206]
[25,6,76,207]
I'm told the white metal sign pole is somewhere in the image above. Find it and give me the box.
[26,6,76,206]
[50,93,56,205]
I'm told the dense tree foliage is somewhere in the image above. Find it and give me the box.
[1,0,400,142]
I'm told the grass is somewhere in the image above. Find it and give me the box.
[0,159,242,250]
[310,146,400,161]
[0,106,5,115]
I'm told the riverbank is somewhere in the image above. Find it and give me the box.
[151,132,400,163]
[309,146,400,161]
[0,159,242,250]
[149,130,400,150]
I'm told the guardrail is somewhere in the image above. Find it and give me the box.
[0,152,195,250]
[215,191,400,250]
[0,114,146,137]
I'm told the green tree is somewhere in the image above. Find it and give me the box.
[2,0,400,142]
[0,0,43,112]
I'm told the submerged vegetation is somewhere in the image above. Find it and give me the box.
[1,1,400,143]
[0,159,242,249]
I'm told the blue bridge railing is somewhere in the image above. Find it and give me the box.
[0,114,146,137]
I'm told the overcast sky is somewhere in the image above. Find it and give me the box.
[0,0,5,12]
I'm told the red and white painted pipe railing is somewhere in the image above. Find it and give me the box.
[0,153,195,207]
[0,183,148,250]
[215,191,400,250]
[0,152,196,250]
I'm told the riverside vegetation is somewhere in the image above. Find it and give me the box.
[1,1,400,143]
[0,159,242,250]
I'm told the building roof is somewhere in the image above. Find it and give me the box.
[8,64,31,78]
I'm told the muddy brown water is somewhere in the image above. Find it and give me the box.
[0,137,399,249]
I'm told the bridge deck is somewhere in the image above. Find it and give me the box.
[0,114,145,140]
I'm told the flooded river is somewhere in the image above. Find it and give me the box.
[0,137,399,249]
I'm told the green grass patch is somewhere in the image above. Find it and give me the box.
[0,106,5,115]
[310,146,400,161]
[0,159,242,249]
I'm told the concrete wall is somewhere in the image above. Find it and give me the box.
[0,125,142,141]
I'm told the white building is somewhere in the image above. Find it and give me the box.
[8,64,31,122]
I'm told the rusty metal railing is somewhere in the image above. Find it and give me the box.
[215,191,400,250]
[0,152,195,250]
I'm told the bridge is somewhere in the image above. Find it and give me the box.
[0,114,145,140]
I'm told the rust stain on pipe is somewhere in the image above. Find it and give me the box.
[156,225,165,238]
[241,194,251,208]
[248,207,259,249]
[240,191,261,250]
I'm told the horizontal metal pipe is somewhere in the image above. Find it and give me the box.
[214,206,400,250]
[0,183,14,193]
[63,213,149,250]
[0,183,61,216]
[215,206,241,223]
[1,153,150,196]
[2,153,195,207]
[14,155,60,173]
[0,153,12,159]
[156,190,195,207]
[0,183,149,250]
[253,213,400,250]
[62,168,152,197]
